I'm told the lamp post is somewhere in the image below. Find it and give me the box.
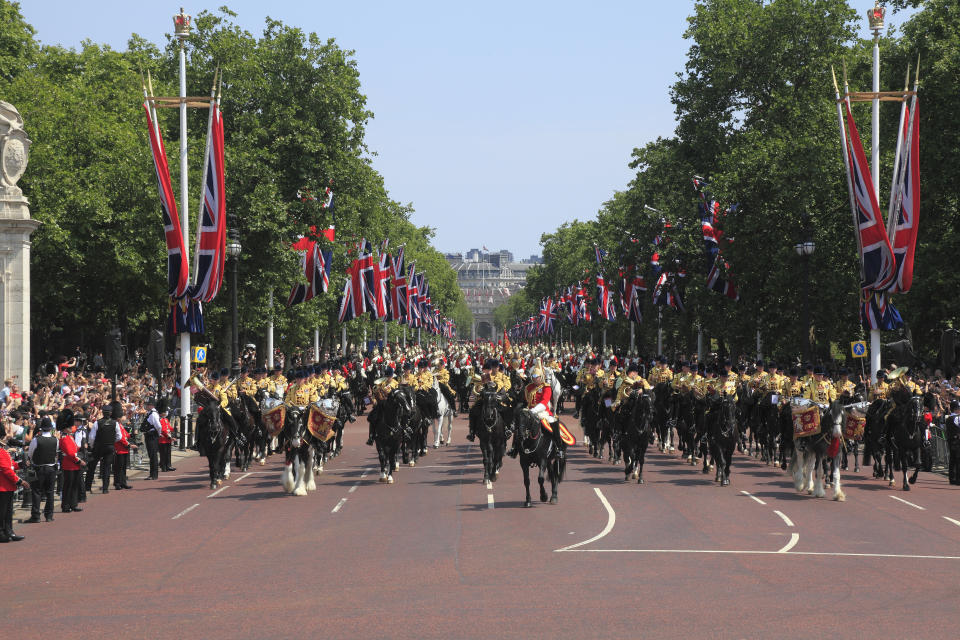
[226,214,241,375]
[794,212,816,363]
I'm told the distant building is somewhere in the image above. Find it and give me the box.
[445,249,535,340]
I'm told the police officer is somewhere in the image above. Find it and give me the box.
[142,398,162,480]
[946,400,960,485]
[86,402,121,494]
[26,417,58,522]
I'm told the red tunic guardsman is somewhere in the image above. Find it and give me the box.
[59,426,85,512]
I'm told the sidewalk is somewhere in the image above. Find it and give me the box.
[13,446,199,522]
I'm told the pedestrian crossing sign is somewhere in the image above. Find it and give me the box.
[850,341,867,358]
[191,346,207,364]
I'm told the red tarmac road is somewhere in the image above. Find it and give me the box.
[3,412,959,639]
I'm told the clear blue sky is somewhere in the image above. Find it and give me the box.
[20,1,913,259]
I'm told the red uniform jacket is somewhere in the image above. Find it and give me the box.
[159,417,173,445]
[525,382,553,416]
[114,424,131,455]
[0,447,20,491]
[59,435,83,471]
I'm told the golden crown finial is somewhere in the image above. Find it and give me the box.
[867,2,885,32]
[174,8,192,38]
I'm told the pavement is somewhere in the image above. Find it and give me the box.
[2,411,959,639]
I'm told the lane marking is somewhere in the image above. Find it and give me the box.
[555,488,615,552]
[348,484,358,493]
[558,549,960,559]
[890,495,925,510]
[485,480,492,490]
[235,472,252,482]
[172,504,199,520]
[487,494,495,510]
[778,533,800,553]
[773,511,795,527]
[740,490,766,505]
[943,516,960,528]
[360,467,372,479]
[332,498,347,513]
[207,486,230,498]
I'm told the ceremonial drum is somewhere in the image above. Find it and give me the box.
[261,397,286,438]
[843,402,870,440]
[790,398,820,438]
[308,400,338,442]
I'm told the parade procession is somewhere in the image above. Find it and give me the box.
[3,1,960,638]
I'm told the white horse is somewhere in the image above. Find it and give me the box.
[432,380,454,448]
[791,400,845,501]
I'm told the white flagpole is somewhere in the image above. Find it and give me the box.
[177,25,191,420]
[869,20,882,385]
[833,65,862,274]
[267,289,274,368]
[192,70,218,285]
[885,65,911,242]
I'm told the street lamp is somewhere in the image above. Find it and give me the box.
[226,214,241,374]
[794,213,816,363]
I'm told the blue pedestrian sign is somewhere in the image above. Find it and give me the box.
[191,346,207,364]
[850,341,867,358]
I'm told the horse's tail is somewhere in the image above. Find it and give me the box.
[555,451,566,482]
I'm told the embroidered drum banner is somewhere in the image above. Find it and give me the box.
[844,411,866,440]
[308,405,337,442]
[263,404,286,438]
[791,405,821,438]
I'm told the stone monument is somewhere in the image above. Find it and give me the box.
[0,101,40,385]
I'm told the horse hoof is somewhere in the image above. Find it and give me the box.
[549,497,558,505]
[903,484,910,492]
[379,476,388,483]
[216,479,223,486]
[491,472,498,482]
[408,461,416,467]
[387,476,394,484]
[524,501,532,508]
[638,478,644,484]
[854,466,860,473]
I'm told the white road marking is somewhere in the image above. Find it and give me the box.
[487,494,495,510]
[172,504,200,520]
[890,495,925,510]
[235,472,252,482]
[485,480,492,490]
[740,490,766,505]
[207,486,229,498]
[558,549,960,560]
[773,510,794,527]
[555,488,615,552]
[332,498,347,513]
[348,484,358,493]
[778,533,800,553]
[944,516,960,528]
[360,467,373,479]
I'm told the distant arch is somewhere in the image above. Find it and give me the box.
[476,321,494,341]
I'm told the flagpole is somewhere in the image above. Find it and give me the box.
[267,289,274,368]
[176,9,191,422]
[869,8,882,385]
[313,327,319,363]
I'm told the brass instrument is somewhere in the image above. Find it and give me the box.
[886,366,908,380]
[188,375,219,402]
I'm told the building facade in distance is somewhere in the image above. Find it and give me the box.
[444,249,541,340]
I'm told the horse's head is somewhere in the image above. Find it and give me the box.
[480,389,500,426]
[284,405,307,445]
[517,409,542,441]
[822,399,845,437]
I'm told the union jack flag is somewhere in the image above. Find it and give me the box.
[287,237,331,307]
[407,266,421,327]
[845,101,896,291]
[887,103,920,295]
[596,273,616,321]
[860,290,902,331]
[190,96,227,303]
[389,247,407,323]
[143,100,188,298]
[338,239,373,322]
[539,297,557,335]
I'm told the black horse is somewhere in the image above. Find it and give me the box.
[475,388,508,483]
[652,382,673,452]
[514,409,565,507]
[620,390,654,483]
[373,387,417,483]
[673,389,697,465]
[708,395,738,486]
[597,385,619,462]
[890,395,925,491]
[229,395,258,472]
[736,382,756,454]
[580,387,602,458]
[194,395,233,490]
